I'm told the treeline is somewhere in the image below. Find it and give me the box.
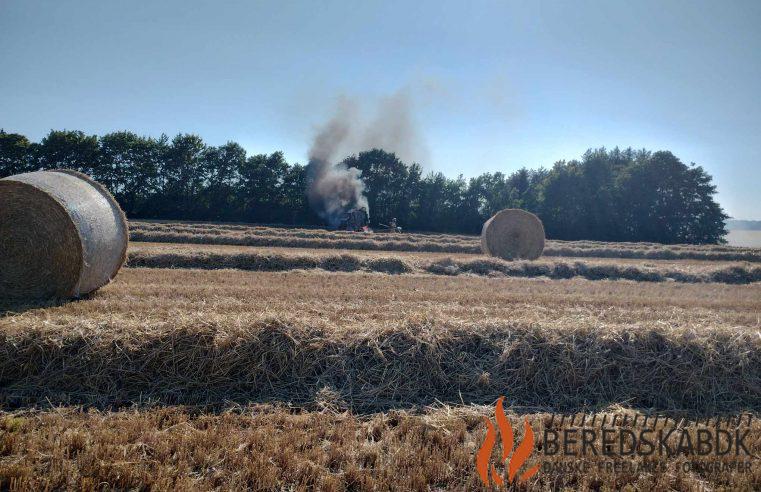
[0,129,728,243]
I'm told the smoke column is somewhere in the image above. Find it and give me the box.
[306,97,369,227]
[360,91,427,165]
[306,90,427,226]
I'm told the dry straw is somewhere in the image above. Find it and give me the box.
[1,320,757,414]
[129,221,761,262]
[126,249,761,284]
[0,170,128,299]
[481,208,545,260]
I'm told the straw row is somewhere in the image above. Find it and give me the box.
[130,223,761,262]
[0,319,758,413]
[126,250,761,284]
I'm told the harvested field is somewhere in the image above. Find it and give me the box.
[126,242,761,284]
[2,405,759,491]
[2,226,760,490]
[1,269,759,412]
[130,220,761,262]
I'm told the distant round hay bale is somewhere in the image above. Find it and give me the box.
[0,170,128,299]
[481,209,545,260]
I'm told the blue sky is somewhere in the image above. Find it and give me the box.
[2,0,759,218]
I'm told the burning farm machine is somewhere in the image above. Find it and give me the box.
[338,207,371,232]
[337,208,403,233]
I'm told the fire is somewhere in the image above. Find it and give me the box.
[476,396,540,486]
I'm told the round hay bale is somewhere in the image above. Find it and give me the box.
[481,209,545,260]
[0,170,128,299]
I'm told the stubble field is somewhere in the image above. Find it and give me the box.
[1,221,760,490]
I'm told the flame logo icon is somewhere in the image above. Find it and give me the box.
[476,396,539,486]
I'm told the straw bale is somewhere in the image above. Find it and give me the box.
[481,208,545,260]
[0,170,128,298]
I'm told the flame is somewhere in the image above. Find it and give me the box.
[475,396,538,486]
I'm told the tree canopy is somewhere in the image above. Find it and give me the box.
[0,128,728,243]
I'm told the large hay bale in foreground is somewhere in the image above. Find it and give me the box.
[0,170,128,299]
[481,208,545,260]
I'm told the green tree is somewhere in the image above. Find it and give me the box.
[35,130,99,175]
[161,134,206,218]
[398,162,423,229]
[578,148,621,240]
[537,160,589,239]
[0,130,33,176]
[201,142,246,220]
[617,151,727,243]
[281,163,313,224]
[412,172,468,232]
[98,131,166,216]
[238,151,289,222]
